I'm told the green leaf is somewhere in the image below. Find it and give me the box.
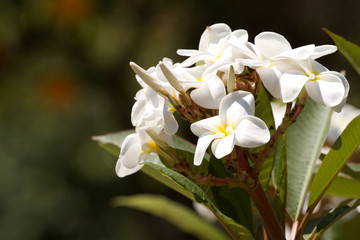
[170,144,210,176]
[286,98,332,220]
[325,176,360,199]
[146,162,254,240]
[141,164,196,201]
[208,155,254,234]
[111,194,230,240]
[340,162,360,180]
[308,115,360,208]
[324,28,360,76]
[304,199,360,239]
[273,134,287,225]
[92,129,134,156]
[254,84,276,190]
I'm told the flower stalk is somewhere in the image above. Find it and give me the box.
[248,182,286,240]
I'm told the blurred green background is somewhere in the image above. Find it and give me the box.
[1,0,360,239]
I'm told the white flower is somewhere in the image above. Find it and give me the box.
[130,62,179,135]
[177,23,248,71]
[190,91,270,165]
[278,59,349,110]
[235,31,336,67]
[327,104,360,144]
[233,32,338,101]
[116,130,167,177]
[132,85,178,135]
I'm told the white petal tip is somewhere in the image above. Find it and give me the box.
[194,159,202,166]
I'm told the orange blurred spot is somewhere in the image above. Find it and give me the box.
[39,70,78,110]
[52,0,94,26]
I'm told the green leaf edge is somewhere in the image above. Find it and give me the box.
[111,194,230,240]
[309,114,360,208]
[324,28,360,76]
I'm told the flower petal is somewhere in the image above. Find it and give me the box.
[194,132,222,166]
[273,44,315,60]
[256,66,282,99]
[177,49,202,57]
[190,116,221,136]
[115,160,143,178]
[190,76,226,109]
[211,127,236,159]
[279,70,309,102]
[163,105,178,135]
[328,71,349,112]
[305,72,345,107]
[219,90,255,126]
[255,32,292,59]
[227,29,248,43]
[308,59,328,74]
[180,52,215,67]
[199,23,232,52]
[311,45,337,59]
[230,42,260,60]
[118,133,142,169]
[235,116,270,148]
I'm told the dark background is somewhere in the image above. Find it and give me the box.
[1,0,360,239]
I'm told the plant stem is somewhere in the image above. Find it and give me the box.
[248,182,286,240]
[294,208,313,240]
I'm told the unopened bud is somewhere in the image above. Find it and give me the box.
[159,62,185,93]
[227,65,235,93]
[130,62,168,97]
[159,62,192,104]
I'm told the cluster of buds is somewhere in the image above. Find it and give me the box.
[116,23,349,179]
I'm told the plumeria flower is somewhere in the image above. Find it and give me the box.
[327,104,360,144]
[234,31,336,67]
[130,62,179,135]
[190,90,270,165]
[116,130,169,177]
[177,23,248,71]
[132,85,178,135]
[278,59,349,111]
[232,32,337,100]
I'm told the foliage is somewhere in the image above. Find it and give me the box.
[94,28,360,240]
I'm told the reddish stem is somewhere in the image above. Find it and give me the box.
[248,182,286,240]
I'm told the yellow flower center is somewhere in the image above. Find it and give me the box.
[217,124,234,137]
[308,73,320,82]
[143,140,158,154]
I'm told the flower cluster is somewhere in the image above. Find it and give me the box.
[116,23,349,177]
